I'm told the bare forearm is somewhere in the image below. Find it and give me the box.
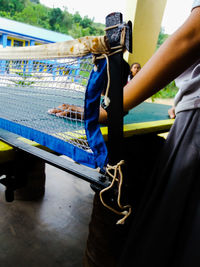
[124,7,200,111]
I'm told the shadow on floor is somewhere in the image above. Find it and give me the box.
[0,163,94,267]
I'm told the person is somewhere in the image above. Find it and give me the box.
[113,2,200,266]
[127,62,141,81]
[168,105,176,119]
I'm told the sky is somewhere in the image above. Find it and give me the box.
[40,0,194,34]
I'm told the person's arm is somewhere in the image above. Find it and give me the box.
[99,6,200,122]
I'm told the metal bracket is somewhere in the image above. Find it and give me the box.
[105,12,132,53]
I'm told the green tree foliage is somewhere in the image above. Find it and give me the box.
[73,12,82,24]
[49,8,63,30]
[80,15,92,28]
[0,0,28,15]
[157,27,169,49]
[151,28,178,100]
[61,9,73,33]
[13,3,50,28]
[151,81,178,101]
[0,0,105,38]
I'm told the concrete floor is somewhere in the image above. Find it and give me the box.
[0,163,95,267]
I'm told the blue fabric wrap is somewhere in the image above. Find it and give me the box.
[84,58,108,170]
[0,118,97,168]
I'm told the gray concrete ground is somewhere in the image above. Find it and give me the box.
[0,163,94,267]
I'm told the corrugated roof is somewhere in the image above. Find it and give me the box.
[0,17,73,43]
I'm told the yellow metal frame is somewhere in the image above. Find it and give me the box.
[100,119,174,141]
[0,137,50,164]
[9,37,26,47]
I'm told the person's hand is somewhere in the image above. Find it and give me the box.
[168,106,176,119]
[48,104,84,120]
[48,104,68,114]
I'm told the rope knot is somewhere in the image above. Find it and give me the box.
[99,160,132,225]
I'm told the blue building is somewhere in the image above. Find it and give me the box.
[0,16,73,48]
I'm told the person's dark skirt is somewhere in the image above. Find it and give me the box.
[118,109,200,267]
